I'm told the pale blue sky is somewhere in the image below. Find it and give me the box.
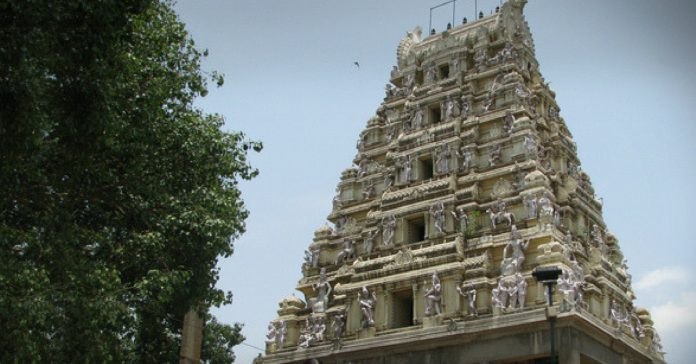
[174,1,696,362]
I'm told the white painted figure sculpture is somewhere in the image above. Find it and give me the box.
[278,320,286,348]
[424,272,442,316]
[382,215,396,246]
[436,146,451,174]
[524,135,536,157]
[457,147,472,174]
[487,202,514,230]
[489,144,501,167]
[403,155,412,183]
[335,238,356,265]
[591,224,608,255]
[266,322,277,344]
[412,105,424,130]
[425,64,437,84]
[359,286,377,328]
[304,247,320,269]
[451,207,469,234]
[524,195,537,219]
[449,57,459,75]
[430,201,445,234]
[444,97,459,121]
[363,229,378,256]
[362,180,375,200]
[501,228,529,275]
[492,279,508,309]
[311,268,332,313]
[515,273,527,309]
[332,310,346,339]
[457,284,477,316]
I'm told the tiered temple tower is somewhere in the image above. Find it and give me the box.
[258,1,664,363]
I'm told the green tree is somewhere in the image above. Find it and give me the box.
[0,0,257,362]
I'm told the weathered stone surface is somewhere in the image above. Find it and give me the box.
[257,1,664,363]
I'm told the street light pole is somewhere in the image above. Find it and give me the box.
[533,266,562,364]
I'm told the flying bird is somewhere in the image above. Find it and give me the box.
[354,61,360,68]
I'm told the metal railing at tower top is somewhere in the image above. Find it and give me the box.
[428,0,504,35]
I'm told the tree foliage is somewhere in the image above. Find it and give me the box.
[0,0,257,362]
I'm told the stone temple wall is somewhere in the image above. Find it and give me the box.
[258,1,664,363]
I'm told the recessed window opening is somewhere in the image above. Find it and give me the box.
[429,104,441,124]
[438,64,450,79]
[406,216,426,244]
[419,157,434,181]
[391,289,414,329]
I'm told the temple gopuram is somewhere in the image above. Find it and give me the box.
[257,1,665,363]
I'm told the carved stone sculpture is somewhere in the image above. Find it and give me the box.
[486,201,514,230]
[449,57,459,75]
[591,224,609,256]
[457,147,473,174]
[444,97,460,121]
[435,146,451,174]
[430,201,445,234]
[412,105,424,130]
[363,229,378,256]
[460,100,470,119]
[501,227,529,275]
[524,195,537,219]
[457,284,477,316]
[332,310,346,340]
[278,320,286,348]
[266,322,277,344]
[382,215,396,246]
[515,273,527,309]
[489,144,502,167]
[524,135,536,157]
[311,268,332,313]
[492,279,508,309]
[425,63,437,84]
[335,238,356,265]
[424,272,442,316]
[538,191,554,219]
[451,207,469,234]
[359,286,377,328]
[362,180,375,200]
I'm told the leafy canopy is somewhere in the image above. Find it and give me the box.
[0,0,259,362]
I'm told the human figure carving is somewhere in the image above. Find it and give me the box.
[425,63,437,83]
[501,228,529,274]
[457,147,473,174]
[492,279,508,309]
[332,310,346,339]
[311,268,332,313]
[335,238,356,265]
[363,229,378,256]
[516,273,527,309]
[382,215,396,246]
[524,135,536,157]
[449,57,459,75]
[489,144,501,167]
[362,180,375,200]
[444,97,460,121]
[457,284,477,316]
[277,320,286,348]
[265,322,277,344]
[424,272,442,316]
[412,105,424,129]
[538,192,554,218]
[430,201,445,234]
[524,195,537,219]
[486,201,514,229]
[359,286,377,328]
[451,207,469,234]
